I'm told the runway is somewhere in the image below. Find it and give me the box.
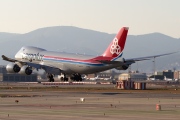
[0,83,180,120]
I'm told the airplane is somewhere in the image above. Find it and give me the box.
[2,27,175,82]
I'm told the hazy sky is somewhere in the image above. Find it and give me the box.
[0,0,180,38]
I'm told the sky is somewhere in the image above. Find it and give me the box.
[0,0,180,38]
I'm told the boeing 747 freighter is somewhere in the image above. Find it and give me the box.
[2,27,174,82]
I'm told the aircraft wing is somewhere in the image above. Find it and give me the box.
[125,52,176,63]
[2,55,18,62]
[25,62,62,75]
[2,55,62,75]
[97,52,176,65]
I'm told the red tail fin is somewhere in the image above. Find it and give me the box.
[102,27,129,59]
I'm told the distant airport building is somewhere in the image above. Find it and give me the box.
[116,80,146,90]
[0,65,7,74]
[0,66,37,82]
[0,73,37,82]
[157,70,173,79]
[86,70,118,80]
[174,71,180,80]
[118,73,147,81]
[156,70,180,81]
[86,74,97,80]
[116,72,147,90]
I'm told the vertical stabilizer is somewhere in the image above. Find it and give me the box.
[102,27,129,60]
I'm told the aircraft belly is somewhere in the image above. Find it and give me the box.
[43,59,121,74]
[64,63,88,73]
[66,63,118,74]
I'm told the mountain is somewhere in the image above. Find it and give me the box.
[0,26,179,73]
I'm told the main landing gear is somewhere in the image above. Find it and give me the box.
[47,73,54,82]
[47,73,82,82]
[60,73,82,81]
[70,73,82,81]
[59,73,68,81]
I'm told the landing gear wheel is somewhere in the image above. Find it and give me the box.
[47,73,54,82]
[64,77,68,81]
[62,73,68,81]
[77,73,82,81]
[70,73,82,81]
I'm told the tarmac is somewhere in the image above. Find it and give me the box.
[0,83,180,120]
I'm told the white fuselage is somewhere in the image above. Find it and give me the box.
[15,46,122,75]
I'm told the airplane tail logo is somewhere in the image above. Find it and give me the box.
[102,27,129,60]
[110,37,121,55]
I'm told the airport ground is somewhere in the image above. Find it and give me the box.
[0,82,180,120]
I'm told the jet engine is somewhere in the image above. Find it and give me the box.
[6,63,20,73]
[19,65,32,75]
[115,58,129,70]
[122,64,129,70]
[115,64,129,70]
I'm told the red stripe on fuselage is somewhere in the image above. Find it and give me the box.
[43,55,101,64]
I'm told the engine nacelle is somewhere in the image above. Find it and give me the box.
[19,66,32,75]
[115,58,129,70]
[6,63,20,73]
[115,64,129,70]
[122,65,129,70]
